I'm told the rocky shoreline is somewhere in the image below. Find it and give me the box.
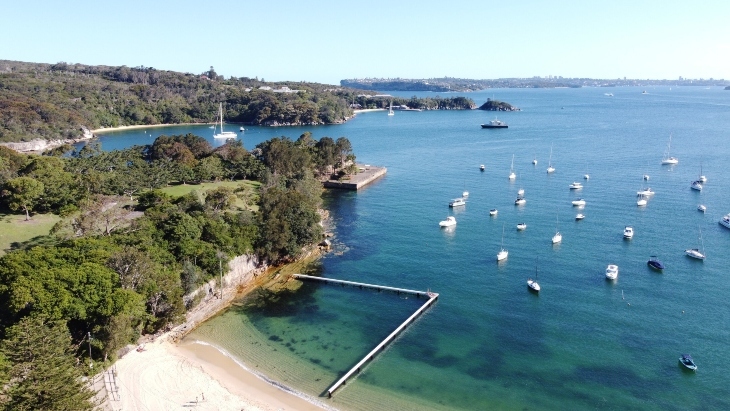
[0,126,95,153]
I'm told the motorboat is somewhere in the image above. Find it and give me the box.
[517,223,527,231]
[517,188,525,197]
[575,213,585,220]
[643,174,650,181]
[439,216,456,227]
[623,226,634,239]
[481,118,508,129]
[572,198,586,206]
[515,198,526,206]
[647,256,665,271]
[661,134,678,165]
[212,103,238,139]
[449,198,466,207]
[489,209,498,216]
[569,182,583,190]
[720,213,730,229]
[637,196,647,207]
[690,180,703,191]
[697,204,706,213]
[605,264,619,280]
[532,157,538,165]
[463,191,469,198]
[584,174,590,180]
[637,188,655,196]
[480,164,485,171]
[496,225,508,261]
[239,126,245,132]
[679,354,697,371]
[604,92,614,97]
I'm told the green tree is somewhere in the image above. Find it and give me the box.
[2,176,45,220]
[0,316,97,411]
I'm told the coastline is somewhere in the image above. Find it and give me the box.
[91,122,208,134]
[353,108,386,114]
[114,250,331,410]
[114,336,327,411]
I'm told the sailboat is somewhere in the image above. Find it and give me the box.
[387,100,394,116]
[497,225,508,261]
[508,154,516,180]
[546,144,555,173]
[532,155,538,165]
[552,213,562,244]
[685,226,706,260]
[661,134,678,165]
[698,163,707,183]
[527,258,540,292]
[213,103,237,139]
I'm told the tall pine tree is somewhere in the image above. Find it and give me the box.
[0,316,97,411]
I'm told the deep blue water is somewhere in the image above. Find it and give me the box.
[98,86,730,410]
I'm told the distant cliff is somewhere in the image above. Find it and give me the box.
[478,99,520,111]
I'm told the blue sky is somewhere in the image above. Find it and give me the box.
[2,0,728,84]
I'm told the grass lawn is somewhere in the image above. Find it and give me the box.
[0,213,61,256]
[158,180,260,212]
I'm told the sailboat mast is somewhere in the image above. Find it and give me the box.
[220,103,224,132]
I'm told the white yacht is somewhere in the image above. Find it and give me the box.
[462,191,469,198]
[697,204,706,213]
[508,154,516,180]
[532,156,538,165]
[480,164,485,171]
[439,216,456,227]
[690,180,703,191]
[637,195,647,207]
[515,198,526,206]
[497,225,508,261]
[239,126,245,132]
[637,188,655,196]
[517,223,527,231]
[643,174,650,181]
[449,198,466,207]
[719,214,730,229]
[213,103,238,139]
[489,209,498,216]
[575,213,585,220]
[572,198,586,206]
[623,226,634,239]
[661,134,678,165]
[584,174,590,180]
[517,188,525,197]
[569,182,583,190]
[605,264,619,280]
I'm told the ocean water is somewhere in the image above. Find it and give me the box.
[98,87,730,410]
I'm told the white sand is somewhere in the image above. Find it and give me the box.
[114,337,327,411]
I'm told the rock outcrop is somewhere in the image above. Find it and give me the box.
[1,126,94,153]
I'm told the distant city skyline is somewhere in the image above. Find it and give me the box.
[2,0,728,85]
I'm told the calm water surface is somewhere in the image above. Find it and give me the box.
[100,87,730,410]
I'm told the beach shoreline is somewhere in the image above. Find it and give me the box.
[113,335,329,411]
[114,249,331,410]
[91,123,209,134]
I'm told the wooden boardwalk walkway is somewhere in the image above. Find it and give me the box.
[292,274,438,397]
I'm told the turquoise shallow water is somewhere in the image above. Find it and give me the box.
[98,86,730,410]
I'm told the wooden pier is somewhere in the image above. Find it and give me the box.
[292,274,438,397]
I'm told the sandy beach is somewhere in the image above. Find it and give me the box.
[114,336,328,411]
[91,123,208,134]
